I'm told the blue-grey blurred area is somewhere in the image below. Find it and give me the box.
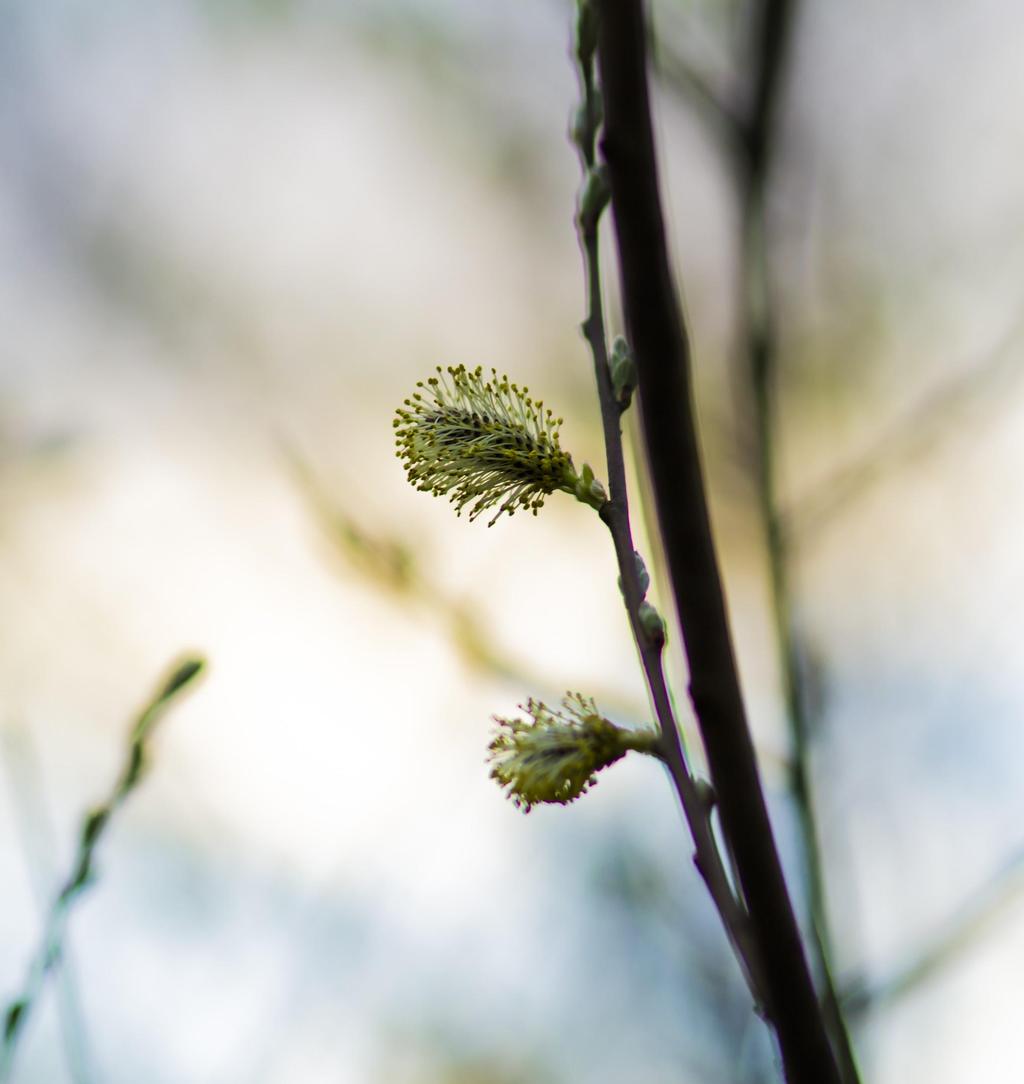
[2,1,1024,1081]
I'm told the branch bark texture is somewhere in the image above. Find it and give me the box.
[594,3,840,1081]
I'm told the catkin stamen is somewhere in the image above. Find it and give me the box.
[394,365,581,526]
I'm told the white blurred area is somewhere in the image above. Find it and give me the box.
[2,2,1024,1082]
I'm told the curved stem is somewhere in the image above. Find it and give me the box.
[0,658,204,1083]
[1,729,95,1084]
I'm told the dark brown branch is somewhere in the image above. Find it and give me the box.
[594,3,840,1081]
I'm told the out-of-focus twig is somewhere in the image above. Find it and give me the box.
[284,445,645,719]
[283,444,530,686]
[283,444,418,598]
[842,843,1024,1016]
[0,657,206,1082]
[783,314,1024,543]
[1,729,94,1084]
[653,31,744,155]
[730,0,859,1078]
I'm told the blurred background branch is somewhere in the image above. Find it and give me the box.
[2,729,94,1084]
[725,0,859,1077]
[0,657,205,1083]
[784,313,1024,544]
[284,444,647,722]
[843,842,1024,1017]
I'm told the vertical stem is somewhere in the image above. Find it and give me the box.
[737,2,860,1078]
[594,3,841,1081]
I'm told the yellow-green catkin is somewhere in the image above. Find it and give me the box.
[394,365,604,526]
[488,693,658,812]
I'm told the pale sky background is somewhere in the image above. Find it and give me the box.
[3,2,1024,1082]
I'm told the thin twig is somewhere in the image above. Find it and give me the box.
[653,34,745,155]
[843,843,1024,1016]
[594,2,841,1080]
[285,444,645,720]
[570,1,767,1026]
[783,312,1024,544]
[0,657,206,1083]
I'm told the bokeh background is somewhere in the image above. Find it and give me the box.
[3,1,1024,1081]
